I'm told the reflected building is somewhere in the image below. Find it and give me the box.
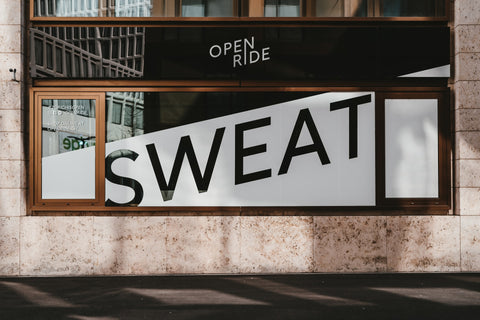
[34,0,154,17]
[31,26,145,78]
[106,92,145,143]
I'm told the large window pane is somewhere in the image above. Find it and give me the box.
[105,91,375,207]
[182,0,234,17]
[385,99,439,198]
[35,0,236,17]
[382,0,443,17]
[265,0,300,17]
[314,0,344,17]
[41,98,97,199]
[182,0,205,16]
[33,0,446,17]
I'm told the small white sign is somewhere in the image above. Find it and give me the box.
[209,36,270,68]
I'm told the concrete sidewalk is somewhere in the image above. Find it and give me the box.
[1,273,479,319]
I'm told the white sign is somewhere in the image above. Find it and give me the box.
[209,36,270,68]
[104,92,376,206]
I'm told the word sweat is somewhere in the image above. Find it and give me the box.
[102,93,376,207]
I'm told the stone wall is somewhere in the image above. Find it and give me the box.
[0,0,26,275]
[455,0,480,270]
[0,0,479,276]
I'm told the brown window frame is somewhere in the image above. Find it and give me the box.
[31,91,106,209]
[29,86,451,214]
[375,91,451,209]
[27,2,452,215]
[30,0,450,21]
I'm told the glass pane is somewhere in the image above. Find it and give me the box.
[205,0,234,17]
[35,0,237,17]
[31,27,146,79]
[41,98,96,199]
[124,105,133,127]
[265,0,300,17]
[111,101,123,124]
[278,0,300,17]
[55,0,100,17]
[264,0,277,17]
[115,0,153,17]
[382,0,443,17]
[105,91,375,207]
[106,92,145,142]
[385,99,439,198]
[315,0,344,17]
[182,0,205,16]
[30,26,449,81]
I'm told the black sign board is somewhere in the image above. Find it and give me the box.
[31,26,449,81]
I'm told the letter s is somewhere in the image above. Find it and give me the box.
[105,149,144,206]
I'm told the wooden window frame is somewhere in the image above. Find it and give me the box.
[29,86,451,214]
[30,91,106,209]
[28,2,452,215]
[30,0,450,21]
[375,91,451,209]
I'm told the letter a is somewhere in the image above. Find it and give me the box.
[278,108,330,175]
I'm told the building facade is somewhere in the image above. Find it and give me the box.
[0,0,479,276]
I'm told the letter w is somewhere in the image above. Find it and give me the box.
[146,127,225,201]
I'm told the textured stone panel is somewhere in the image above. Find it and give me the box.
[0,110,22,132]
[455,25,480,54]
[0,160,25,188]
[93,217,167,275]
[0,217,19,275]
[455,108,480,132]
[0,25,21,53]
[386,216,460,272]
[455,0,480,25]
[0,132,23,160]
[461,216,480,271]
[20,217,95,276]
[0,81,22,110]
[314,216,387,272]
[456,188,480,215]
[0,54,22,80]
[0,188,26,217]
[455,159,480,188]
[0,0,21,25]
[239,216,313,273]
[456,131,480,159]
[166,216,241,273]
[455,53,480,81]
[455,81,480,109]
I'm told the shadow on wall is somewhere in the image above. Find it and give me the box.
[0,274,480,319]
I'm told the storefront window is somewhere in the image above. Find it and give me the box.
[313,0,367,17]
[382,0,444,17]
[41,98,97,199]
[32,0,446,18]
[33,0,236,17]
[182,0,234,17]
[385,99,439,198]
[104,91,377,207]
[29,0,451,212]
[265,0,301,17]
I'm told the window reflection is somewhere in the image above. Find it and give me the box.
[382,0,443,17]
[33,0,445,17]
[182,0,234,17]
[106,92,145,142]
[31,27,145,78]
[265,0,300,17]
[106,91,320,143]
[34,0,236,17]
[41,98,97,199]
